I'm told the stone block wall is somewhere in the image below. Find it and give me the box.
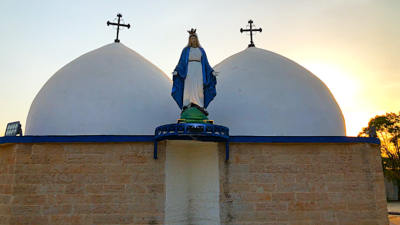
[219,143,389,225]
[0,142,165,225]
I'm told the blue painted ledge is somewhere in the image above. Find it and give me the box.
[0,135,380,145]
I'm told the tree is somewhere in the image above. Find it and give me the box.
[358,112,400,183]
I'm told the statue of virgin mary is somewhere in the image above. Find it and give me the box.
[171,29,217,114]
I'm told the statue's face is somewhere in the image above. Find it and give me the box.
[190,36,197,47]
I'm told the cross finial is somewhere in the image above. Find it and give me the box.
[107,13,130,43]
[240,20,262,47]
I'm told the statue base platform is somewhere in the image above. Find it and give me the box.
[154,123,229,159]
[180,105,210,123]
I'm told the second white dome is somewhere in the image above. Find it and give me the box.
[208,47,346,136]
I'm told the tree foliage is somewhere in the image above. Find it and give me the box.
[358,112,400,183]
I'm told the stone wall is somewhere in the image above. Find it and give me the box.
[219,143,389,225]
[0,142,165,225]
[0,141,389,224]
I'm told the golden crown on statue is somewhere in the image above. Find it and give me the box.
[187,28,197,35]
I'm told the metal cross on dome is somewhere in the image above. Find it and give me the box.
[240,20,262,47]
[107,13,130,43]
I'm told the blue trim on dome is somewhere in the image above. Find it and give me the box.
[0,135,379,145]
[0,135,154,144]
[229,136,380,144]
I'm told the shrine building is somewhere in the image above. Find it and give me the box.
[0,23,388,224]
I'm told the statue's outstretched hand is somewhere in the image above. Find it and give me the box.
[212,71,219,76]
[172,71,178,76]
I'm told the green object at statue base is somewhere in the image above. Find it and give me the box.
[180,107,208,123]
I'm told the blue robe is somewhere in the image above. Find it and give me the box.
[171,47,217,109]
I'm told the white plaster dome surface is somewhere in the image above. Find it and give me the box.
[26,43,179,135]
[208,47,346,136]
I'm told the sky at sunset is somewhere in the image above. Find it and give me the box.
[0,0,399,136]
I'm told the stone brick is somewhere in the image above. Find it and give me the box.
[255,173,274,183]
[85,184,104,194]
[126,184,147,193]
[91,215,135,224]
[265,165,298,173]
[135,173,164,184]
[228,173,256,183]
[0,155,14,165]
[65,185,85,194]
[274,173,297,183]
[42,205,72,215]
[75,204,126,214]
[254,156,273,164]
[47,194,87,205]
[15,144,33,154]
[0,195,12,204]
[11,195,47,205]
[242,193,272,202]
[233,154,255,164]
[74,174,107,184]
[55,174,74,184]
[49,215,86,224]
[250,184,277,193]
[221,203,254,212]
[235,212,277,222]
[65,154,103,164]
[122,154,151,164]
[296,193,328,201]
[133,213,164,224]
[127,164,164,173]
[271,155,296,165]
[296,173,325,182]
[10,215,49,224]
[276,182,310,193]
[0,216,10,224]
[102,154,123,164]
[37,184,66,194]
[134,193,164,204]
[107,174,133,184]
[106,165,127,174]
[13,185,37,195]
[225,164,250,173]
[272,193,295,202]
[325,174,345,182]
[256,202,288,211]
[0,175,13,185]
[144,184,165,193]
[104,185,125,194]
[0,145,15,155]
[0,165,13,174]
[288,201,318,211]
[86,194,135,204]
[0,185,12,194]
[317,201,347,211]
[14,164,43,174]
[10,205,41,215]
[0,205,10,215]
[15,174,56,184]
[277,211,321,222]
[347,201,377,210]
[32,144,65,154]
[21,154,64,164]
[328,193,344,202]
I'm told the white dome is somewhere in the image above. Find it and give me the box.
[208,47,346,136]
[26,43,179,135]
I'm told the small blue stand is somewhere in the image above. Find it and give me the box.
[154,123,229,160]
